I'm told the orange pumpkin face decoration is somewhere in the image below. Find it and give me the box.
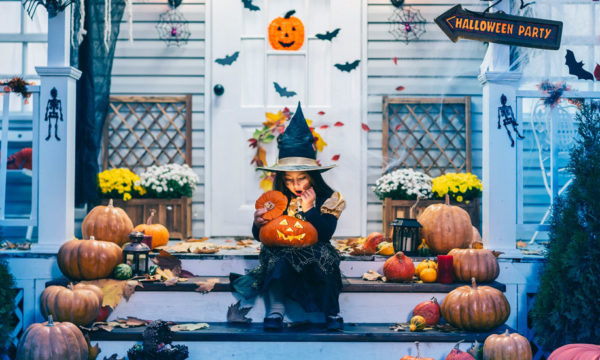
[268,10,304,51]
[259,215,318,247]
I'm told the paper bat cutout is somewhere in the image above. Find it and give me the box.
[241,0,260,11]
[273,82,297,98]
[334,60,360,73]
[565,49,594,81]
[215,51,239,66]
[315,28,340,41]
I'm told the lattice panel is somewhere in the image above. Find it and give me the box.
[10,288,23,346]
[382,97,472,177]
[103,96,192,173]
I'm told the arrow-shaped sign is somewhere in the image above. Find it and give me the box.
[435,5,562,50]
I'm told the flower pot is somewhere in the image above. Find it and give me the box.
[102,197,192,240]
[382,198,480,238]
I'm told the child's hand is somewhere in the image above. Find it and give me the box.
[254,207,268,227]
[300,187,316,211]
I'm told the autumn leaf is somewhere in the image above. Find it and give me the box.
[153,250,182,277]
[261,133,275,144]
[79,279,141,309]
[595,64,600,81]
[263,110,285,127]
[313,133,328,152]
[159,242,192,253]
[362,270,384,281]
[259,176,273,192]
[123,280,142,301]
[331,154,340,161]
[318,111,325,115]
[251,146,267,167]
[103,354,124,360]
[396,86,405,91]
[195,278,220,293]
[319,125,329,129]
[180,269,195,278]
[394,124,402,132]
[124,317,147,327]
[164,276,179,287]
[227,301,253,323]
[248,138,258,148]
[85,334,100,360]
[170,323,210,332]
[393,56,398,65]
[185,237,208,243]
[361,123,371,131]
[334,121,344,127]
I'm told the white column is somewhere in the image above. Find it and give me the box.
[478,0,523,257]
[34,7,82,253]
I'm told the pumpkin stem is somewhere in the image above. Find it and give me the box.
[147,209,156,225]
[409,196,421,218]
[284,10,296,18]
[89,236,95,241]
[108,199,114,208]
[68,282,74,290]
[47,314,54,326]
[264,201,275,211]
[454,339,465,350]
[471,277,477,289]
[444,193,450,206]
[430,296,438,304]
[415,341,421,358]
[504,329,510,336]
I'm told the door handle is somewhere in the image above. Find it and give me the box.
[213,84,225,96]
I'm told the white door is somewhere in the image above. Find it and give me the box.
[208,0,363,236]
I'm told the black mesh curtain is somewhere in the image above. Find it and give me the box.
[71,0,125,208]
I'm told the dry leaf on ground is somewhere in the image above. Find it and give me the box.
[362,270,384,281]
[158,242,194,253]
[236,239,255,246]
[79,279,142,309]
[170,323,210,332]
[153,250,182,276]
[123,317,147,327]
[85,334,100,360]
[164,276,179,287]
[218,245,243,250]
[103,354,125,360]
[185,237,209,242]
[195,278,219,293]
[227,301,252,323]
[190,243,219,254]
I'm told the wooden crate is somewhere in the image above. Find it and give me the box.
[382,198,480,238]
[103,197,192,240]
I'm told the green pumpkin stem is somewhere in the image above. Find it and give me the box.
[147,209,156,225]
[284,10,296,18]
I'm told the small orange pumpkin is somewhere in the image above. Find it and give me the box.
[483,329,532,360]
[259,215,318,247]
[268,10,305,51]
[82,199,134,246]
[134,209,170,248]
[255,190,288,220]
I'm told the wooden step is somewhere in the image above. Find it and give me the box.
[89,323,512,360]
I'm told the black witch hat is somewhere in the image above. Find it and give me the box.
[257,102,336,172]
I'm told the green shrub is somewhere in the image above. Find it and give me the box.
[0,259,17,349]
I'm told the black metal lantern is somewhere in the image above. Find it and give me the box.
[123,231,151,276]
[390,218,422,255]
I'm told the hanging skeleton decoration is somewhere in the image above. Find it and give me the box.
[44,87,64,141]
[23,0,73,18]
[498,94,524,147]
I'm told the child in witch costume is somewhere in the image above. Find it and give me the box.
[231,103,346,331]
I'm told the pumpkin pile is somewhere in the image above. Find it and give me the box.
[255,191,317,247]
[417,195,472,254]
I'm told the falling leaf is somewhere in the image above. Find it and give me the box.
[319,125,329,129]
[331,154,340,161]
[227,301,253,323]
[394,124,402,131]
[396,86,405,91]
[362,270,384,281]
[334,121,344,127]
[318,111,325,115]
[85,334,100,360]
[361,123,371,131]
[170,323,210,332]
[313,133,328,152]
[195,278,220,293]
[595,64,600,81]
[393,56,398,65]
[153,250,182,277]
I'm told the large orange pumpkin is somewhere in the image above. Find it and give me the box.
[16,315,88,360]
[82,199,133,246]
[483,329,532,360]
[134,209,170,248]
[441,278,510,331]
[255,190,288,220]
[40,283,103,326]
[417,195,472,254]
[447,248,499,283]
[57,237,123,280]
[259,215,318,247]
[268,10,305,50]
[548,344,600,360]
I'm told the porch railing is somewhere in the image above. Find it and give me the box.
[515,90,600,243]
[0,85,40,240]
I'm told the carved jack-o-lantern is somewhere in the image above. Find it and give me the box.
[259,215,318,247]
[268,10,305,51]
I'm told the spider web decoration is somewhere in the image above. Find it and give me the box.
[156,5,190,47]
[388,7,426,44]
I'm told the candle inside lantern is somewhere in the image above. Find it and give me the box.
[142,234,153,249]
[437,255,453,284]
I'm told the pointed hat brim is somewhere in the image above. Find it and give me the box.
[256,157,336,172]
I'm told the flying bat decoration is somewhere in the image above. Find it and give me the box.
[215,51,240,66]
[315,28,341,41]
[23,0,73,18]
[334,60,361,73]
[273,82,297,98]
[565,49,594,81]
[241,0,260,11]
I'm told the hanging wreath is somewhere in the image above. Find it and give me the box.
[2,77,34,104]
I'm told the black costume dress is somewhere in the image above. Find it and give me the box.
[231,190,346,316]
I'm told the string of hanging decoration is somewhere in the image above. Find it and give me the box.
[156,0,191,47]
